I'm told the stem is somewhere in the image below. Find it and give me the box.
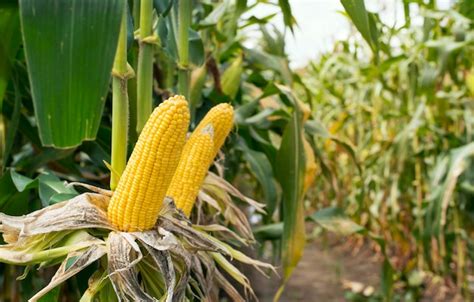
[79,271,108,302]
[454,209,467,297]
[111,8,130,190]
[414,135,424,270]
[0,115,5,176]
[178,69,190,98]
[136,0,154,132]
[127,0,141,146]
[177,0,191,98]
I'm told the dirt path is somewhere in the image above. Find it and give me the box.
[252,238,381,302]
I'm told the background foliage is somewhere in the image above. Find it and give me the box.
[303,0,474,300]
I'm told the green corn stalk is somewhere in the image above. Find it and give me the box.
[0,115,4,176]
[111,7,131,190]
[127,1,141,145]
[177,0,191,99]
[189,64,207,126]
[136,0,154,133]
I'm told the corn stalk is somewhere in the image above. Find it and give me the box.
[136,0,154,132]
[111,7,131,190]
[177,0,191,98]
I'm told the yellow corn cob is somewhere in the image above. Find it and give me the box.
[107,95,190,231]
[193,103,234,155]
[166,124,215,216]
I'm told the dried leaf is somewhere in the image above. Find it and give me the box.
[205,172,265,213]
[141,246,175,302]
[214,270,246,302]
[29,244,106,301]
[107,232,155,301]
[0,193,113,241]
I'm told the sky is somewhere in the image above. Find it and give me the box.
[248,0,455,68]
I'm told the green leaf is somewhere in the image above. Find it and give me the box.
[253,222,283,241]
[0,1,21,108]
[243,108,275,125]
[48,193,78,205]
[188,29,205,66]
[234,99,259,125]
[277,0,296,32]
[3,189,29,216]
[460,0,474,20]
[38,173,77,207]
[153,0,173,16]
[275,106,306,281]
[80,141,111,169]
[199,2,228,27]
[19,0,124,148]
[164,25,204,67]
[0,170,31,215]
[245,48,293,85]
[10,169,38,192]
[381,258,394,300]
[308,207,365,236]
[238,141,279,217]
[0,170,16,209]
[2,77,22,170]
[304,120,330,138]
[340,0,379,54]
[330,137,361,175]
[426,142,474,237]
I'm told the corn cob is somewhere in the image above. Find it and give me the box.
[166,124,215,216]
[193,103,234,155]
[107,95,190,231]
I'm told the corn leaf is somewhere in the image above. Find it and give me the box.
[0,1,21,106]
[19,0,124,148]
[238,141,279,218]
[340,0,379,55]
[274,105,306,287]
[309,207,365,236]
[277,0,296,32]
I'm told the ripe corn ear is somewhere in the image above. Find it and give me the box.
[107,95,190,231]
[193,103,234,155]
[167,125,215,216]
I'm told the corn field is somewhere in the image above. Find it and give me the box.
[0,0,473,301]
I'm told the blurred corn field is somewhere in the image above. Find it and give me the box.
[300,0,474,300]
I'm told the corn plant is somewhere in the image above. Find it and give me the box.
[303,0,474,299]
[0,0,315,300]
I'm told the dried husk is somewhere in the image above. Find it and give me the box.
[0,184,272,302]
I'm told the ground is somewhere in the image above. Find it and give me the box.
[251,236,463,302]
[252,237,381,302]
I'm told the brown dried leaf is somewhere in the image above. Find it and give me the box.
[0,193,113,241]
[68,182,113,197]
[193,224,248,246]
[107,232,155,302]
[214,270,246,302]
[205,172,265,213]
[29,244,106,302]
[141,246,175,302]
[133,228,179,251]
[158,216,223,253]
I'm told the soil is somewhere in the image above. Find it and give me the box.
[251,237,381,302]
[249,237,464,302]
